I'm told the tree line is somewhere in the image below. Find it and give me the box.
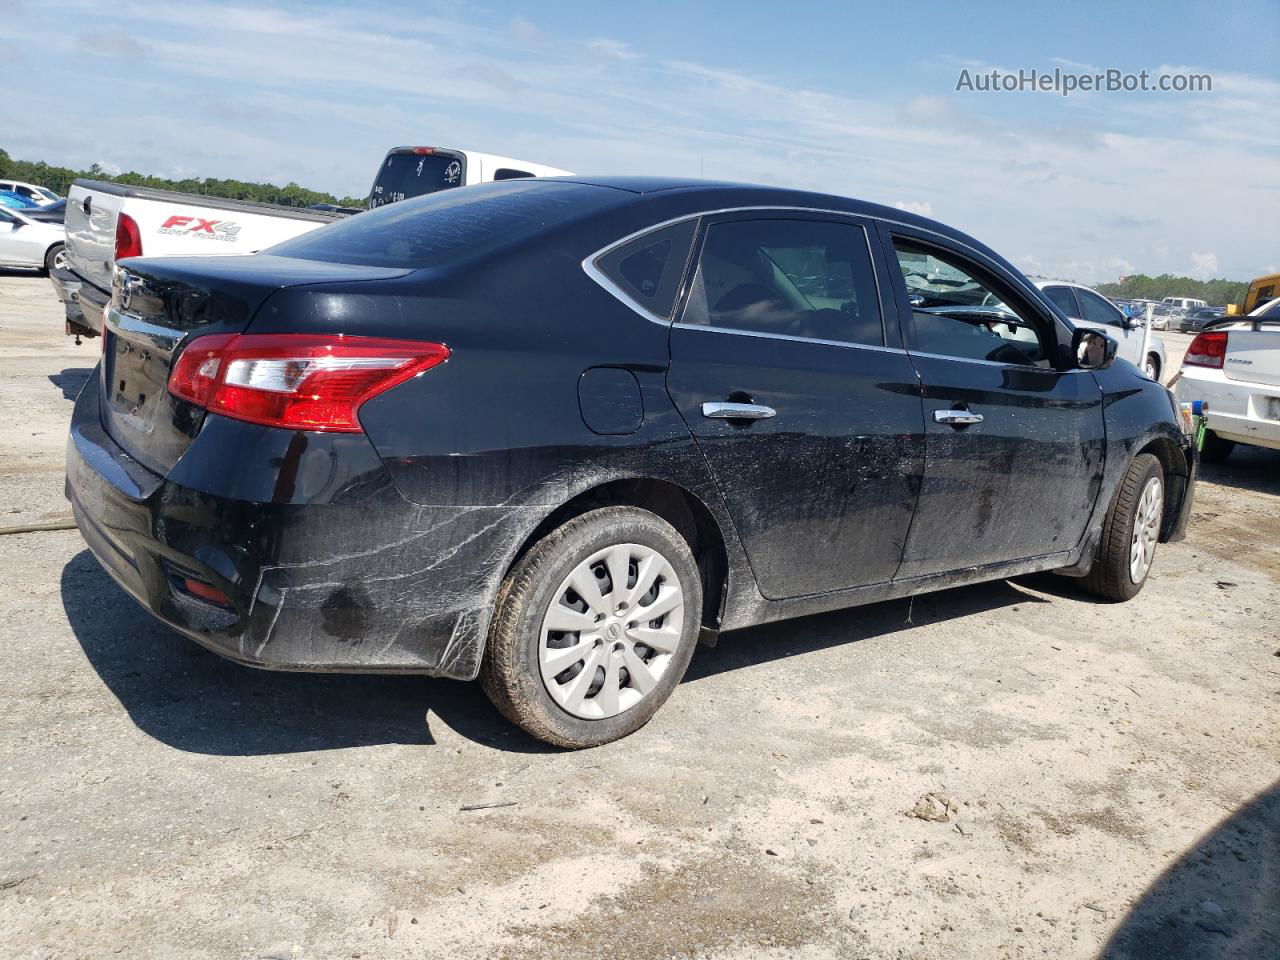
[1095,274,1249,308]
[0,148,365,209]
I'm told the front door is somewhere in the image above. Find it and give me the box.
[666,213,925,600]
[0,209,41,266]
[884,231,1106,579]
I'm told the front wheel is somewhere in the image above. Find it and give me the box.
[480,507,703,748]
[1082,453,1164,601]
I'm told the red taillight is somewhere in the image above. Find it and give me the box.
[409,146,436,155]
[1183,331,1227,369]
[168,334,450,432]
[115,213,143,260]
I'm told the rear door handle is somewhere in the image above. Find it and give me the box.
[934,409,984,426]
[702,401,776,420]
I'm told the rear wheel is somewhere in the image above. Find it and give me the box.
[1200,430,1235,464]
[480,507,703,748]
[42,243,67,276]
[1082,453,1164,601]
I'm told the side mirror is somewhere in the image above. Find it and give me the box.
[1074,329,1118,370]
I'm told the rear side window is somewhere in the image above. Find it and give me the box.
[493,168,534,181]
[593,220,697,321]
[681,218,884,346]
[1042,285,1080,318]
[268,181,622,269]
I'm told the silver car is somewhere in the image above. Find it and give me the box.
[1035,281,1168,381]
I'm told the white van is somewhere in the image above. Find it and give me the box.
[367,147,571,208]
[1163,296,1208,310]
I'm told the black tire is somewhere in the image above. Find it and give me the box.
[41,243,65,277]
[1199,430,1235,464]
[1082,453,1165,602]
[480,506,703,749]
[1144,353,1161,382]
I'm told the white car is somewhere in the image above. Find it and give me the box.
[0,206,66,273]
[1035,280,1167,381]
[1164,296,1208,311]
[0,179,61,206]
[1174,298,1280,461]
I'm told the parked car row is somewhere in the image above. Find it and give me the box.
[64,176,1197,748]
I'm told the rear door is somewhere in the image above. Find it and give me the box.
[884,230,1105,578]
[665,212,925,599]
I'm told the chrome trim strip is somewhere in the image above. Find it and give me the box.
[104,304,183,355]
[671,321,908,355]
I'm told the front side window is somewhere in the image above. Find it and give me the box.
[680,218,883,346]
[893,239,1049,366]
[1076,288,1126,328]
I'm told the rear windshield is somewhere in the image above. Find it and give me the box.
[267,180,620,269]
[369,152,466,208]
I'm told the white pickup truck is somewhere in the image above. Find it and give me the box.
[1174,297,1280,461]
[54,181,341,338]
[53,147,571,339]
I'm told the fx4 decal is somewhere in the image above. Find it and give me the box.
[157,215,242,242]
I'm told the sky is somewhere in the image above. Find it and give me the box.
[3,0,1278,283]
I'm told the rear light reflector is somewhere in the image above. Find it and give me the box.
[1183,331,1227,369]
[182,577,231,607]
[115,213,143,260]
[168,333,450,432]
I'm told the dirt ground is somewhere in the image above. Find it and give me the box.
[1,270,1276,960]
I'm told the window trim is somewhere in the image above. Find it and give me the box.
[674,210,888,349]
[585,206,895,344]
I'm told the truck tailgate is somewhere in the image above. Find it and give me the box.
[65,183,120,294]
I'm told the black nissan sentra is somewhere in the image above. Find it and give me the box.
[66,177,1197,747]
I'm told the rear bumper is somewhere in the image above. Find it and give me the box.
[66,378,528,679]
[1176,368,1280,451]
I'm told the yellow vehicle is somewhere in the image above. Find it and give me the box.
[1226,272,1279,315]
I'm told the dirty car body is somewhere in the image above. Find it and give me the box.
[66,177,1197,687]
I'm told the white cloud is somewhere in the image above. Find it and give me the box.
[587,37,638,61]
[8,4,1278,282]
[1189,252,1220,279]
[893,200,933,217]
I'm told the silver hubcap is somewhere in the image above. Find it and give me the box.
[1129,477,1163,584]
[539,543,684,720]
[1143,356,1158,379]
[52,248,68,270]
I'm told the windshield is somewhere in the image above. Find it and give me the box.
[368,151,466,208]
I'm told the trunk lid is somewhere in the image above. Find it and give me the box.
[1222,323,1280,388]
[101,254,411,476]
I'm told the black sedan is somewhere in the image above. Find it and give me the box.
[66,177,1197,748]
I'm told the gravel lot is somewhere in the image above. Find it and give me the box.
[1,271,1276,960]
